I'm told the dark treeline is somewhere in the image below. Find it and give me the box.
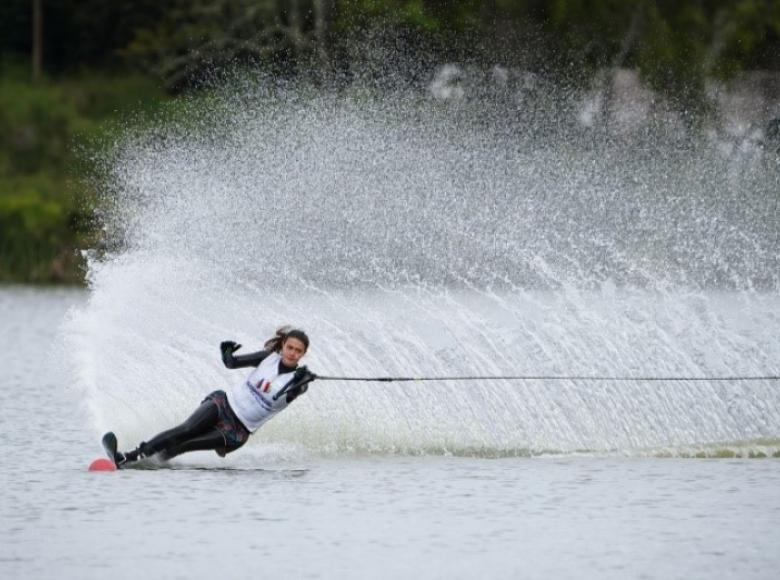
[2,1,779,98]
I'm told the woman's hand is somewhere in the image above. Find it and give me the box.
[220,341,242,368]
[221,340,241,354]
[284,365,316,403]
[294,365,317,383]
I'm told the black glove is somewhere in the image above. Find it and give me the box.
[221,340,241,354]
[220,341,241,367]
[281,365,316,403]
[293,365,316,383]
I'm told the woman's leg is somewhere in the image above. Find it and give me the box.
[159,429,228,460]
[126,400,220,461]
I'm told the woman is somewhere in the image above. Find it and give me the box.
[111,326,317,466]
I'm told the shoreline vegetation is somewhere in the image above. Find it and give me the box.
[1,1,778,285]
[0,65,170,284]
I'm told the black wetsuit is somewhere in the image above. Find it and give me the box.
[122,345,315,463]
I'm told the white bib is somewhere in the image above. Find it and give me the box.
[226,352,296,432]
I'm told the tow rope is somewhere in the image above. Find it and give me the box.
[313,374,780,382]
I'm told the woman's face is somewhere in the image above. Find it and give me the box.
[280,337,307,367]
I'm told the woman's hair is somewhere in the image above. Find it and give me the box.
[264,326,310,353]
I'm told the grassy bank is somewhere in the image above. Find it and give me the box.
[0,66,168,284]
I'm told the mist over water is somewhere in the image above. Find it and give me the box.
[66,71,780,458]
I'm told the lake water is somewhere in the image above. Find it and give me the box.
[1,287,779,580]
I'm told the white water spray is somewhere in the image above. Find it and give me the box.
[65,74,780,458]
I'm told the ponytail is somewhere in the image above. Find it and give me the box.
[264,325,292,353]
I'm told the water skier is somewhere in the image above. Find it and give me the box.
[108,326,316,466]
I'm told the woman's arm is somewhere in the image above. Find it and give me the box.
[220,341,271,369]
